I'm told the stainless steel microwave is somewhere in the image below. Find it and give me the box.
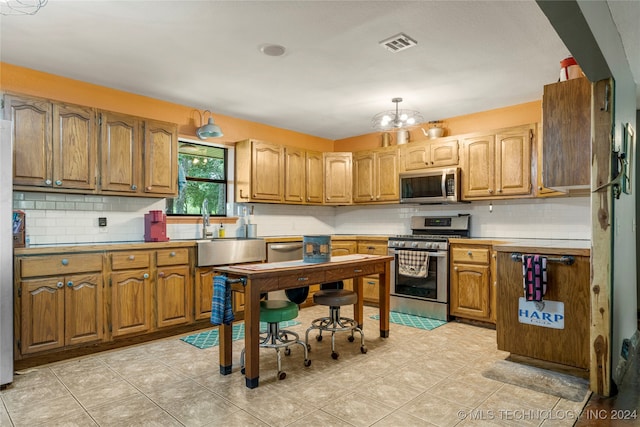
[399,168,461,204]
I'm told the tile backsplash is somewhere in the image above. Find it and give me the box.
[14,191,591,246]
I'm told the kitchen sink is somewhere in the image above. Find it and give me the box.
[196,238,266,266]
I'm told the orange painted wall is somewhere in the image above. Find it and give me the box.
[0,62,333,151]
[335,101,542,152]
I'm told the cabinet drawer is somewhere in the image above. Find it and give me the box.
[20,253,103,278]
[111,251,151,270]
[279,271,326,288]
[357,242,388,255]
[451,247,490,264]
[156,248,189,266]
[326,263,377,281]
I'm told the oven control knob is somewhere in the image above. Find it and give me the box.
[411,242,418,248]
[425,242,433,249]
[399,241,405,247]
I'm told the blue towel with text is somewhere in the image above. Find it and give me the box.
[211,275,234,325]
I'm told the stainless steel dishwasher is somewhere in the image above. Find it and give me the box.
[267,241,303,299]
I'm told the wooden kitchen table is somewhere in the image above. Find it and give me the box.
[214,254,393,388]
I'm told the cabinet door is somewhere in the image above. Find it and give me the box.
[495,126,531,196]
[353,151,375,202]
[450,263,491,321]
[305,150,324,204]
[156,265,191,328]
[252,141,283,201]
[376,149,399,201]
[52,103,97,190]
[402,142,430,171]
[110,270,152,337]
[462,135,495,199]
[6,95,52,187]
[331,241,356,290]
[324,152,352,204]
[144,120,178,196]
[430,138,459,168]
[20,278,65,354]
[542,77,591,190]
[194,267,214,320]
[284,146,305,203]
[65,273,104,345]
[100,112,142,193]
[362,276,379,304]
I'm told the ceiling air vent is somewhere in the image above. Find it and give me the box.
[379,33,417,53]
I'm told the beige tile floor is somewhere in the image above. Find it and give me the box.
[0,305,590,426]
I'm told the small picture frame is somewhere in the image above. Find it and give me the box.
[622,123,635,195]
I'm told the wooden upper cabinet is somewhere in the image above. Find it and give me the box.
[7,94,97,190]
[462,134,495,198]
[143,120,178,196]
[305,150,324,204]
[495,126,532,197]
[235,139,284,203]
[542,77,591,191]
[53,103,97,190]
[462,124,533,200]
[353,146,399,203]
[99,111,142,194]
[324,152,352,205]
[284,146,305,203]
[401,137,459,171]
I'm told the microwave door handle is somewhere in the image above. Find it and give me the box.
[441,172,447,198]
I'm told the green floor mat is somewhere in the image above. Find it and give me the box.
[180,320,301,349]
[370,311,446,331]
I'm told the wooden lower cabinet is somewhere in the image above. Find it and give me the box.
[110,268,153,337]
[195,266,246,320]
[156,248,191,328]
[20,272,104,355]
[331,240,357,291]
[357,239,388,306]
[449,243,495,323]
[17,253,105,356]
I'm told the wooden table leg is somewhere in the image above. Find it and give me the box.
[243,279,260,388]
[354,276,364,329]
[379,261,390,338]
[219,323,232,374]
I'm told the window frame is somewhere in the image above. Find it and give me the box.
[166,137,235,218]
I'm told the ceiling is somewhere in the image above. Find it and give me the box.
[1,1,638,141]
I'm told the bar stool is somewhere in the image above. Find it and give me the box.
[305,282,366,359]
[240,291,311,380]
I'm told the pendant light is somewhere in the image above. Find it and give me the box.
[196,110,223,139]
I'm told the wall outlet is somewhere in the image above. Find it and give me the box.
[98,217,107,227]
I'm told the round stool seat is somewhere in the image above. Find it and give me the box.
[260,300,299,323]
[313,289,357,306]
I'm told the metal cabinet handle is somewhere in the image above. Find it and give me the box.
[129,255,135,260]
[488,189,493,194]
[366,281,375,285]
[45,179,52,185]
[354,269,362,273]
[146,186,152,191]
[170,251,176,257]
[55,180,62,186]
[143,273,149,279]
[131,184,137,190]
[67,281,73,287]
[61,259,69,266]
[57,281,64,288]
[297,277,309,282]
[467,251,472,256]
[454,266,458,271]
[158,272,165,278]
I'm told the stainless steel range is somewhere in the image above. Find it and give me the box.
[388,215,470,321]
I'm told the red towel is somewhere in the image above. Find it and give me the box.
[522,255,547,302]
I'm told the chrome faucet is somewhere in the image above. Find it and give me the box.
[202,199,213,239]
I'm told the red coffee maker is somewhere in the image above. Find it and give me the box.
[144,210,169,242]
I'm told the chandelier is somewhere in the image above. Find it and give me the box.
[0,0,48,15]
[372,97,423,131]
